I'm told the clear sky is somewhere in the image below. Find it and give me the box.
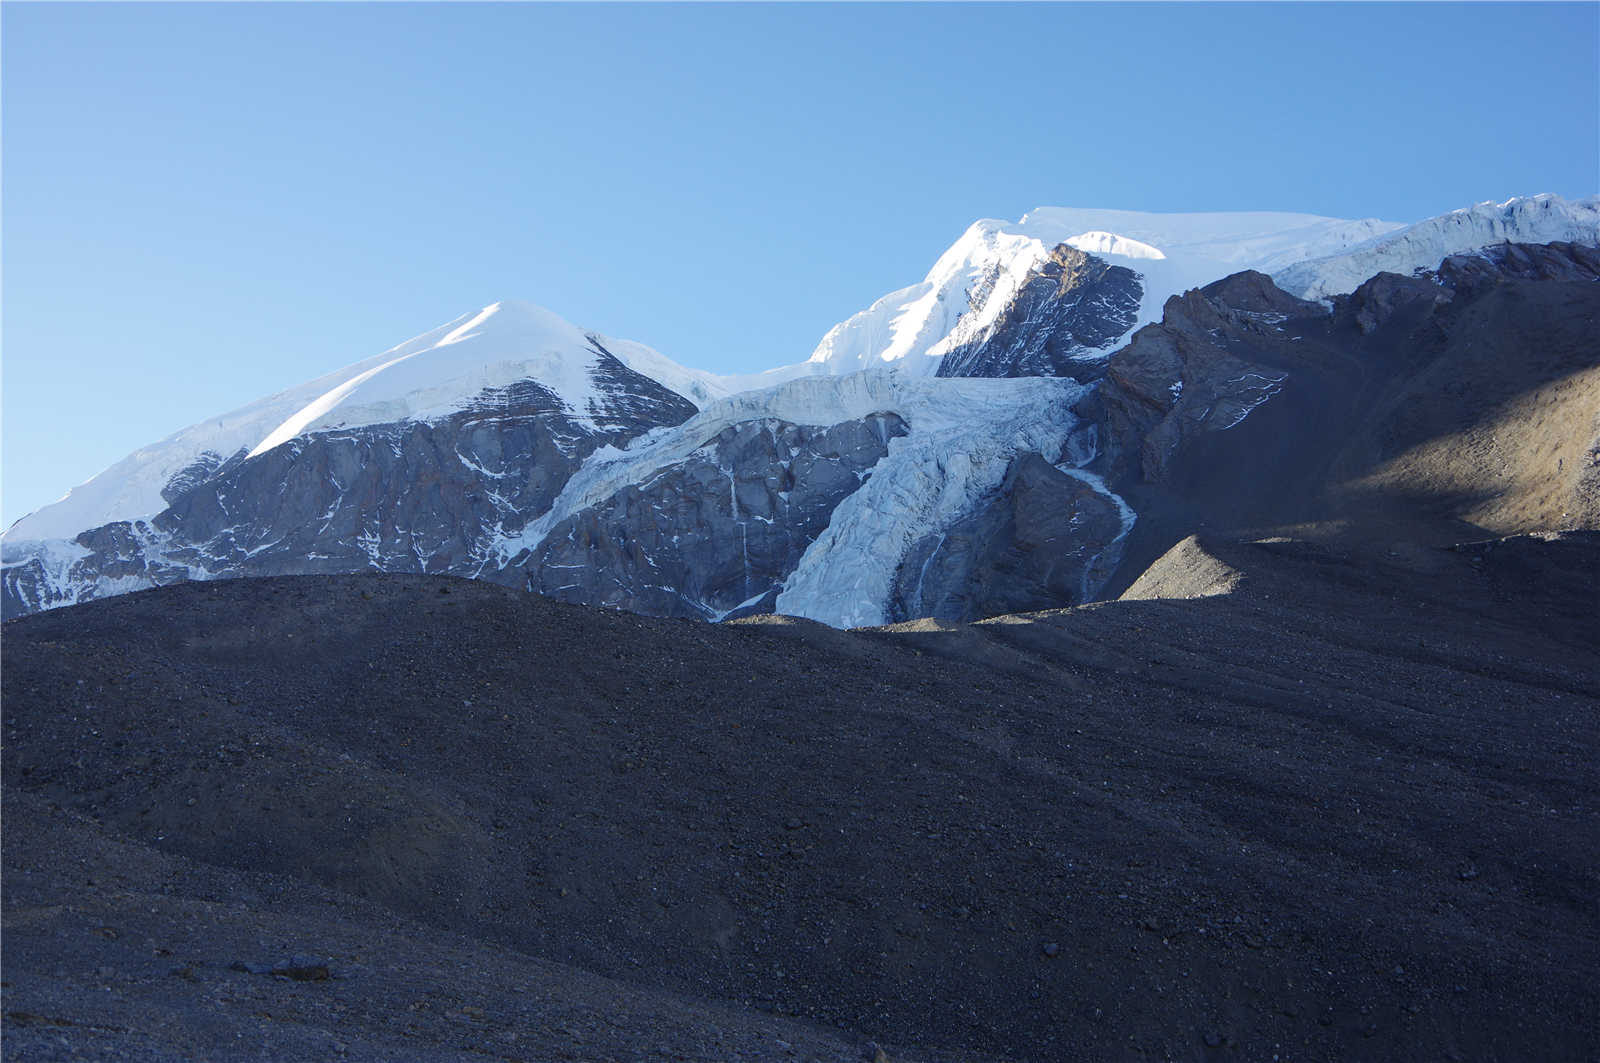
[4,1,1597,527]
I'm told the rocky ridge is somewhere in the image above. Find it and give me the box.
[1075,240,1600,590]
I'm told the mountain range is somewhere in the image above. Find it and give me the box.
[5,193,1598,623]
[5,191,1599,1063]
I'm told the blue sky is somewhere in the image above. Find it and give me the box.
[4,1,1597,526]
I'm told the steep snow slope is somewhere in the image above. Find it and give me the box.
[1275,195,1600,300]
[5,301,728,543]
[796,208,1404,377]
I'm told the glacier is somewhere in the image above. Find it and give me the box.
[489,368,1096,627]
[769,373,1097,628]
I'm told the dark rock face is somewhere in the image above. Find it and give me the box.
[160,449,248,506]
[585,338,704,431]
[888,451,1127,621]
[519,414,908,619]
[1086,271,1325,489]
[1077,244,1600,597]
[1437,239,1600,293]
[2,346,700,618]
[936,244,1142,379]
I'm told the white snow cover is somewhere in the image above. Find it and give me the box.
[794,207,1405,377]
[1274,194,1600,301]
[5,300,728,544]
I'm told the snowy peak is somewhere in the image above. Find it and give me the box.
[246,298,630,459]
[5,300,717,544]
[798,207,1406,378]
[1274,194,1600,301]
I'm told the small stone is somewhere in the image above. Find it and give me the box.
[1042,942,1060,957]
[784,818,803,830]
[1204,1031,1222,1047]
[271,956,331,982]
[1457,867,1480,881]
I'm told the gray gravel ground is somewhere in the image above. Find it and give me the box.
[4,532,1598,1061]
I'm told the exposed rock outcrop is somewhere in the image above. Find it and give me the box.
[1076,242,1600,595]
[935,244,1142,378]
[520,414,908,619]
[2,353,699,617]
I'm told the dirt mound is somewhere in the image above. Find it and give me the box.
[1119,534,1246,600]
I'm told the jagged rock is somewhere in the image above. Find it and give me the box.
[1341,271,1453,335]
[1085,276,1321,490]
[936,245,1142,379]
[1436,240,1600,294]
[161,449,248,506]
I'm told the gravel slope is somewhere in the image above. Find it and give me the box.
[4,531,1598,1061]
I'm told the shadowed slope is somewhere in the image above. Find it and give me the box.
[4,533,1598,1061]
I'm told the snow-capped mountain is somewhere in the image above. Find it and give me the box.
[791,206,1406,377]
[6,195,1597,626]
[5,300,729,545]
